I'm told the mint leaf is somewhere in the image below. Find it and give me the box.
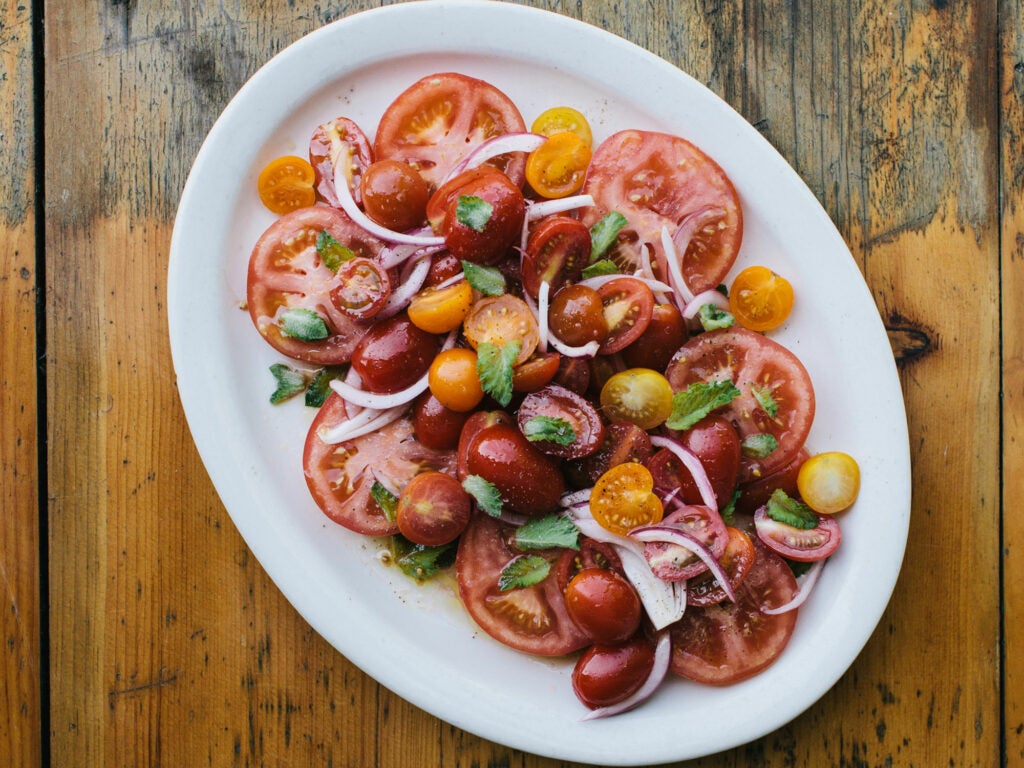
[765,489,818,530]
[741,432,779,459]
[461,260,506,296]
[498,554,551,591]
[316,230,356,272]
[589,211,628,261]
[391,536,457,581]
[268,363,309,404]
[370,481,399,522]
[305,366,343,407]
[514,515,580,551]
[279,308,329,341]
[522,415,576,446]
[476,340,520,407]
[665,380,741,431]
[581,259,619,279]
[456,195,493,232]
[697,303,735,331]
[752,385,779,418]
[720,489,741,525]
[462,474,503,517]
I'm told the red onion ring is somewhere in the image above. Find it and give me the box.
[525,194,595,221]
[629,524,738,604]
[762,558,825,615]
[317,404,407,444]
[682,288,731,320]
[439,132,547,185]
[576,273,674,295]
[580,632,672,721]
[374,252,431,320]
[649,436,718,511]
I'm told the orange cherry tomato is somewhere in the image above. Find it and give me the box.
[525,131,592,199]
[531,106,593,147]
[729,266,794,332]
[428,348,485,412]
[462,294,540,366]
[589,463,664,536]
[408,280,474,334]
[257,156,316,214]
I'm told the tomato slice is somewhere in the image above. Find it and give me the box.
[329,257,391,321]
[686,526,757,607]
[303,394,457,536]
[581,130,743,294]
[525,131,592,199]
[754,503,841,561]
[590,463,664,535]
[511,351,561,393]
[463,294,540,366]
[515,383,605,460]
[374,72,527,190]
[308,116,374,208]
[669,538,799,685]
[596,277,654,354]
[522,215,591,298]
[246,207,386,364]
[456,513,589,656]
[665,327,815,483]
[642,504,729,582]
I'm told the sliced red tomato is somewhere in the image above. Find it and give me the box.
[665,327,815,483]
[303,393,457,536]
[642,504,729,582]
[515,383,605,460]
[686,526,757,607]
[308,116,374,207]
[456,513,589,656]
[374,72,527,190]
[754,503,841,562]
[596,277,654,355]
[329,257,391,321]
[522,216,590,298]
[581,130,743,294]
[669,538,798,685]
[246,207,385,364]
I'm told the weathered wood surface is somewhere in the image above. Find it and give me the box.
[3,0,1010,766]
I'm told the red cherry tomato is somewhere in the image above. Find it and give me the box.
[396,471,472,546]
[350,314,441,393]
[247,207,384,364]
[572,636,656,710]
[465,422,566,515]
[581,129,743,295]
[456,410,513,480]
[754,503,841,562]
[564,568,642,645]
[686,526,757,607]
[621,302,687,372]
[642,504,729,582]
[329,257,391,321]
[433,170,526,264]
[648,415,742,505]
[522,216,591,298]
[735,448,809,517]
[547,284,608,347]
[596,277,654,354]
[512,352,561,393]
[516,384,605,460]
[359,159,430,231]
[412,392,472,451]
[308,116,374,208]
[564,422,653,488]
[374,72,527,190]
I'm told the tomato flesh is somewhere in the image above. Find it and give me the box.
[590,463,663,535]
[597,277,654,355]
[516,384,605,460]
[308,116,374,208]
[523,216,591,298]
[754,504,841,562]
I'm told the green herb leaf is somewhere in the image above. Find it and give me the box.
[765,488,818,530]
[370,481,399,522]
[788,559,814,578]
[720,489,741,526]
[581,259,619,279]
[498,554,551,591]
[316,230,356,272]
[741,432,779,459]
[456,195,493,232]
[514,515,580,551]
[697,303,735,331]
[522,415,576,446]
[589,211,628,261]
[268,363,310,404]
[391,536,457,581]
[279,308,329,341]
[751,385,779,418]
[461,260,506,296]
[305,366,343,407]
[665,380,741,431]
[476,340,520,407]
[716,283,729,297]
[462,474,503,517]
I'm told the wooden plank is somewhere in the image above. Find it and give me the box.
[0,1,41,766]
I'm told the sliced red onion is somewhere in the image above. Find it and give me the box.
[630,524,737,604]
[660,225,694,305]
[638,243,672,305]
[537,280,551,354]
[549,335,601,359]
[317,404,407,444]
[577,273,674,295]
[433,272,466,291]
[333,155,446,246]
[370,466,402,498]
[379,242,445,270]
[581,632,672,721]
[682,288,731,320]
[649,436,717,512]
[560,488,593,508]
[375,253,431,320]
[440,132,547,185]
[525,194,595,221]
[330,373,430,410]
[342,366,364,418]
[762,558,825,615]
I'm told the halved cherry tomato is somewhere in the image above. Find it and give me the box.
[428,348,485,413]
[329,257,391,321]
[308,116,374,207]
[407,280,473,334]
[735,447,809,517]
[599,368,674,430]
[522,216,591,298]
[512,352,561,393]
[590,463,664,536]
[247,207,384,364]
[797,451,861,514]
[581,130,743,294]
[547,284,608,347]
[565,422,653,488]
[257,155,316,214]
[374,72,527,189]
[531,106,593,147]
[686,526,756,606]
[596,277,654,354]
[463,294,540,366]
[621,302,687,372]
[456,410,513,480]
[642,505,729,582]
[754,503,841,562]
[516,384,605,460]
[729,265,795,332]
[564,567,642,645]
[396,471,472,546]
[525,131,592,199]
[573,636,655,710]
[649,415,742,506]
[359,159,430,231]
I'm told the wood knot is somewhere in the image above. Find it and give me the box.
[885,320,933,364]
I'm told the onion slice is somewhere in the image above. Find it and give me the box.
[317,404,407,444]
[577,273,674,295]
[375,252,431,320]
[330,373,430,410]
[526,194,595,221]
[649,435,718,511]
[682,288,731,320]
[560,488,593,507]
[581,632,672,721]
[537,280,601,358]
[629,524,738,604]
[440,132,547,185]
[639,243,672,305]
[762,558,826,615]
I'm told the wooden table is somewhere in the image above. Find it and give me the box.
[3,1,1020,765]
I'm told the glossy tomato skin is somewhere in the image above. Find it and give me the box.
[597,277,654,354]
[425,251,464,287]
[350,314,441,393]
[754,504,841,562]
[622,302,688,371]
[572,636,656,709]
[413,392,472,450]
[456,410,513,480]
[329,257,391,321]
[547,284,608,347]
[435,170,526,265]
[522,216,591,298]
[396,471,472,546]
[564,568,643,645]
[516,384,605,460]
[360,159,430,231]
[456,514,588,656]
[247,207,384,364]
[565,422,653,488]
[553,356,592,396]
[308,116,374,207]
[581,129,743,295]
[465,423,566,515]
[512,352,561,393]
[648,415,741,505]
[735,448,808,516]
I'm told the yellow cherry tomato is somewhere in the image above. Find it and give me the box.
[525,131,592,199]
[729,265,794,332]
[407,280,474,334]
[428,348,485,412]
[600,368,674,430]
[590,463,664,536]
[531,106,593,147]
[797,452,861,514]
[257,155,316,214]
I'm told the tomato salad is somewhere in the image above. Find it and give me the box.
[247,72,861,719]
